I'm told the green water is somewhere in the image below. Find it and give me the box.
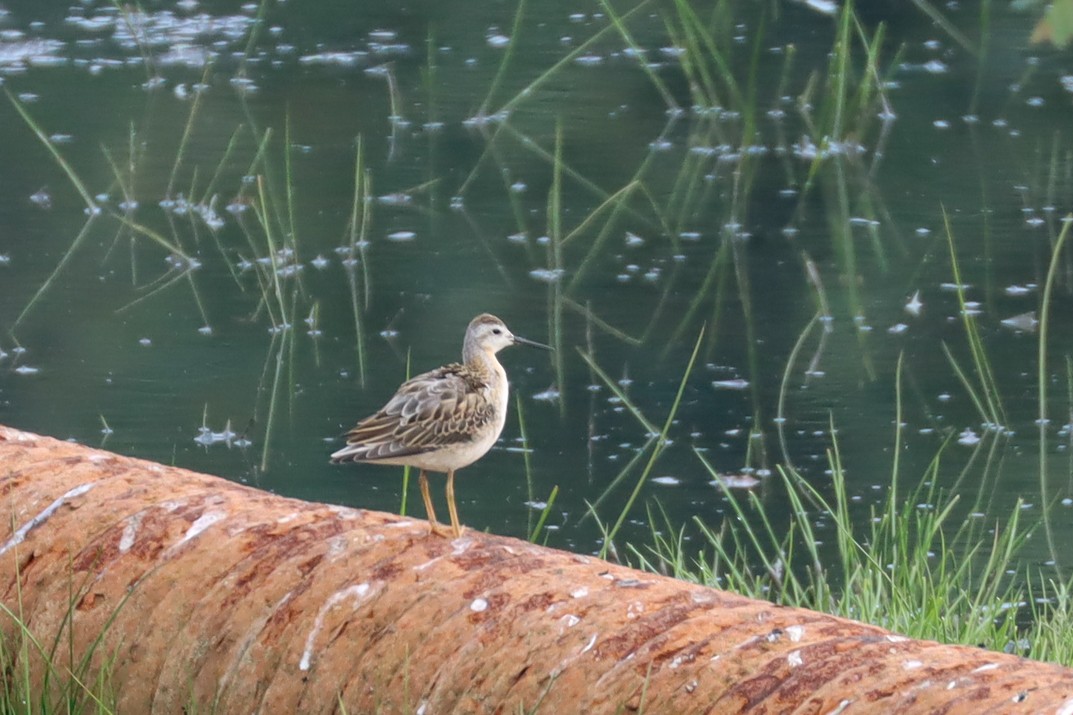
[1,1,1072,560]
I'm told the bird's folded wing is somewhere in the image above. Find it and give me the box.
[340,364,495,460]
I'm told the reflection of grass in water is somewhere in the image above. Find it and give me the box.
[941,209,1006,430]
[516,395,560,544]
[8,64,378,471]
[344,137,371,387]
[546,123,566,416]
[580,328,704,559]
[457,0,899,413]
[4,89,97,211]
[1038,215,1073,578]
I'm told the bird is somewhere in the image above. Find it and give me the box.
[331,313,551,538]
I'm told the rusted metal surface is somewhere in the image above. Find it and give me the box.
[1,424,1072,714]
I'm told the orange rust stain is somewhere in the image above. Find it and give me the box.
[594,602,695,660]
[369,559,402,582]
[519,591,555,612]
[76,591,106,611]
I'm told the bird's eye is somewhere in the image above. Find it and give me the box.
[492,328,502,335]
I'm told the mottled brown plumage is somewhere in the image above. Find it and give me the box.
[331,314,551,537]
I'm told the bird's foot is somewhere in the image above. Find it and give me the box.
[428,520,455,538]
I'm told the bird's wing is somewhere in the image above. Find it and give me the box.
[333,364,496,462]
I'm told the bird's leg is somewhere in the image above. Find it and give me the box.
[419,471,451,537]
[446,469,465,538]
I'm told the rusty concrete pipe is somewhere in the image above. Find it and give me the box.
[1,424,1073,713]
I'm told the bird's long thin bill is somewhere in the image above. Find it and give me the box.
[514,335,553,350]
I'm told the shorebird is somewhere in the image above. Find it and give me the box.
[331,313,551,537]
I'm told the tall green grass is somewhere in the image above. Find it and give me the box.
[629,435,1073,665]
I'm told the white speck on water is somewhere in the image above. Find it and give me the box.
[387,230,415,242]
[197,325,213,336]
[0,482,96,556]
[888,323,908,334]
[299,51,366,67]
[138,338,152,347]
[529,268,564,283]
[957,428,980,446]
[652,476,680,486]
[378,193,412,206]
[470,598,488,612]
[712,379,749,390]
[905,290,923,316]
[1004,284,1035,296]
[803,0,837,14]
[29,188,51,207]
[1000,312,1037,332]
[937,393,952,402]
[710,474,761,489]
[14,365,39,375]
[532,388,560,402]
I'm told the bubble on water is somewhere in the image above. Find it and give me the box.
[486,31,510,49]
[1000,311,1037,333]
[712,379,749,390]
[532,388,560,402]
[905,289,922,315]
[957,428,980,446]
[378,193,412,206]
[299,51,366,67]
[529,268,564,283]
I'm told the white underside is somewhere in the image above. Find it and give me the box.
[372,423,503,472]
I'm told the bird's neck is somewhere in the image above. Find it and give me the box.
[464,347,503,380]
